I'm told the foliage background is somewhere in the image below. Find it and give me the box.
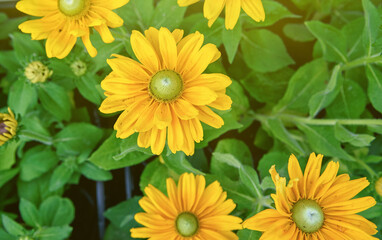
[0,0,382,239]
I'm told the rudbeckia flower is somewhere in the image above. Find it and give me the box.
[177,0,265,30]
[99,27,232,156]
[0,108,18,146]
[16,0,129,59]
[131,172,242,239]
[243,153,378,239]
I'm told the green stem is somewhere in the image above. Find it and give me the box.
[18,130,53,145]
[355,157,377,178]
[341,54,382,71]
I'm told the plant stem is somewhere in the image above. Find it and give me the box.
[341,54,382,71]
[355,157,377,178]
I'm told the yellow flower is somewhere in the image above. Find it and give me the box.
[375,177,382,197]
[131,172,242,239]
[243,153,378,239]
[99,27,232,156]
[16,0,129,59]
[24,61,53,83]
[0,108,18,146]
[177,0,265,30]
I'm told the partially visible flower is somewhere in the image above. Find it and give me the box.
[16,0,129,59]
[243,153,378,239]
[177,0,265,30]
[0,108,18,146]
[131,172,242,239]
[24,61,53,83]
[71,59,87,76]
[375,177,382,197]
[99,27,232,156]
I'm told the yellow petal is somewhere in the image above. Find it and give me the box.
[150,127,167,155]
[172,99,199,120]
[177,0,200,7]
[131,30,160,73]
[159,27,178,70]
[92,0,130,10]
[94,24,114,43]
[225,0,241,30]
[182,86,217,106]
[154,103,172,129]
[203,0,225,19]
[208,93,232,110]
[196,106,224,128]
[81,33,98,57]
[91,6,124,27]
[186,73,231,91]
[16,0,57,17]
[242,0,265,22]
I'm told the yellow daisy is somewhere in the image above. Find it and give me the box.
[99,27,232,156]
[16,0,129,59]
[243,153,378,239]
[0,108,18,146]
[131,172,242,239]
[177,0,265,30]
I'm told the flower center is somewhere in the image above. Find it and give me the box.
[0,121,9,135]
[58,0,88,16]
[149,70,183,102]
[175,212,199,237]
[292,199,324,233]
[71,60,87,76]
[24,61,53,84]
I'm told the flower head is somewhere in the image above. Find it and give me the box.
[0,108,18,146]
[131,172,242,239]
[243,153,378,239]
[71,59,87,76]
[16,0,129,59]
[24,61,53,83]
[99,27,232,156]
[177,0,265,30]
[375,177,382,197]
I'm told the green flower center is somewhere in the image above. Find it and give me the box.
[149,70,183,101]
[292,199,324,233]
[71,60,87,76]
[58,0,88,16]
[175,212,199,237]
[24,61,53,84]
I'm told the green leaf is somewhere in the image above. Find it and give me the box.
[222,20,242,63]
[274,58,328,113]
[211,139,253,180]
[89,132,153,170]
[19,198,41,228]
[39,196,75,226]
[139,159,168,193]
[305,21,347,63]
[257,151,290,179]
[342,18,364,60]
[308,64,343,117]
[163,152,204,175]
[191,18,224,47]
[237,229,262,240]
[366,64,382,113]
[37,82,71,121]
[18,116,53,145]
[49,163,74,191]
[196,111,242,149]
[53,123,103,156]
[334,123,375,147]
[326,80,366,119]
[1,214,25,236]
[239,165,263,198]
[265,118,306,155]
[242,29,295,73]
[104,196,142,229]
[79,161,112,181]
[75,74,103,105]
[10,32,44,61]
[297,123,355,161]
[362,0,381,56]
[0,168,19,188]
[283,23,315,42]
[151,0,186,29]
[0,140,19,171]
[115,0,154,31]
[8,79,38,116]
[245,0,299,27]
[18,173,63,206]
[34,226,72,240]
[0,51,20,75]
[0,16,27,40]
[0,229,16,240]
[20,146,59,181]
[240,68,293,104]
